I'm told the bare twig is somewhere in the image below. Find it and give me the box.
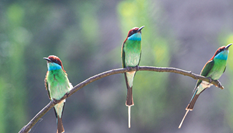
[18,66,224,133]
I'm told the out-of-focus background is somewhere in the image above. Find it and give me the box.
[1,0,233,133]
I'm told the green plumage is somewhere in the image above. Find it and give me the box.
[122,39,141,88]
[44,55,73,133]
[45,69,73,117]
[195,58,226,94]
[122,39,141,68]
[46,69,72,100]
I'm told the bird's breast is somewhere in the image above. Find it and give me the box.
[124,40,141,67]
[208,59,227,80]
[47,70,72,100]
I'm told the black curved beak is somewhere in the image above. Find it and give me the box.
[138,26,144,32]
[43,57,51,62]
[225,44,232,50]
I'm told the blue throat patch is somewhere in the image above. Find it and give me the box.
[214,50,229,60]
[128,32,141,41]
[48,62,62,71]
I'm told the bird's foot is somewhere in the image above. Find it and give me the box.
[126,66,133,71]
[135,65,139,71]
[208,77,213,83]
[65,92,69,98]
[126,66,139,72]
[52,98,60,104]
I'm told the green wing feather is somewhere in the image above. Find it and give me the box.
[138,52,142,66]
[121,41,141,68]
[122,42,126,68]
[223,66,226,73]
[194,60,214,89]
[44,71,51,99]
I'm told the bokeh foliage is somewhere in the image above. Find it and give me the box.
[0,0,233,133]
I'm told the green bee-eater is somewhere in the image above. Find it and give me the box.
[121,26,144,128]
[44,55,73,133]
[179,44,232,128]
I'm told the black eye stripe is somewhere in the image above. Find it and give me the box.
[50,58,62,66]
[215,48,224,56]
[55,60,62,66]
[128,29,138,37]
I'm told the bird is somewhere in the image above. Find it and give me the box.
[179,44,232,128]
[44,55,73,133]
[121,26,144,128]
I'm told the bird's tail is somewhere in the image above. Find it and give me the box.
[178,95,199,129]
[186,93,200,110]
[126,85,134,128]
[54,100,65,133]
[126,86,134,106]
[57,117,65,133]
[178,109,190,128]
[126,86,134,128]
[124,71,135,106]
[179,89,202,128]
[124,71,136,128]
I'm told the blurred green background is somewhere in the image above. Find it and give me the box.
[1,0,233,133]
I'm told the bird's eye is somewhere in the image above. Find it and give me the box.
[128,31,134,37]
[130,31,134,34]
[216,48,224,56]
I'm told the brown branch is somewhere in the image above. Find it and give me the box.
[18,66,224,133]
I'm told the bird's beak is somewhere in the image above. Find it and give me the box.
[43,57,51,62]
[225,44,232,50]
[138,26,144,32]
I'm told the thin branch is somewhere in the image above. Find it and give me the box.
[18,66,224,133]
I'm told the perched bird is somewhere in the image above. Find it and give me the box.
[44,55,73,133]
[179,44,232,128]
[121,26,144,128]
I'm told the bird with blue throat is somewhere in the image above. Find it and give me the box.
[44,55,73,133]
[121,26,144,128]
[178,44,232,128]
